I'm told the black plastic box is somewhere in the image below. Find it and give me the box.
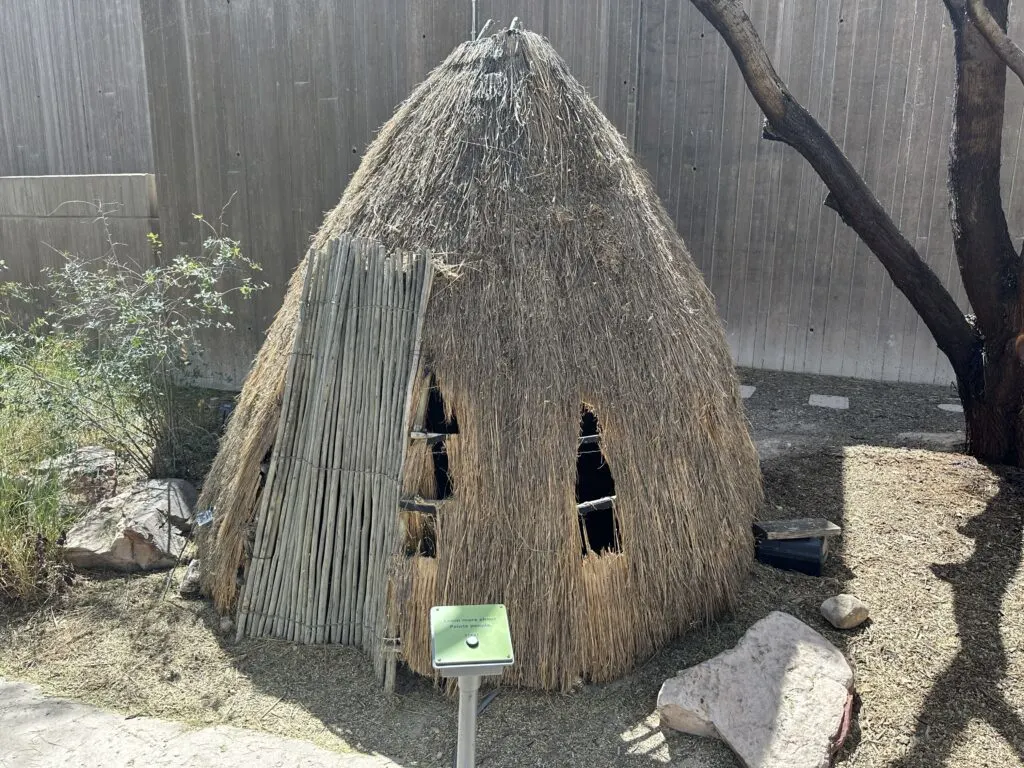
[755,536,828,576]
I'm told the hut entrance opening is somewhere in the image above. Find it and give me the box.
[576,406,620,555]
[424,379,458,499]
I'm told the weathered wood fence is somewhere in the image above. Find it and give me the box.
[0,0,152,175]
[7,1,1024,386]
[142,0,1024,387]
[0,174,158,295]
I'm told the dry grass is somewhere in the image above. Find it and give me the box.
[4,444,1022,766]
[197,26,760,691]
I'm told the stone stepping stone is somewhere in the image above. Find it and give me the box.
[808,394,849,410]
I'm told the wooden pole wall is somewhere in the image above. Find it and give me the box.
[235,235,433,681]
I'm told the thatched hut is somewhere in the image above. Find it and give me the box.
[197,27,761,691]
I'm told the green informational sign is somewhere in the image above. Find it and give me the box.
[430,604,514,671]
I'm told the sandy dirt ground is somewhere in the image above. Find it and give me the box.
[2,368,1022,768]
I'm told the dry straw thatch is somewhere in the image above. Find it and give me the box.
[197,26,761,691]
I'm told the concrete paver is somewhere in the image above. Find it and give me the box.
[807,394,850,410]
[0,679,403,768]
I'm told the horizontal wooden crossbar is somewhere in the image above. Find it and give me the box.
[409,431,446,444]
[401,495,618,515]
[577,495,615,514]
[400,497,440,513]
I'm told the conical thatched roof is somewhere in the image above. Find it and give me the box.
[197,27,761,691]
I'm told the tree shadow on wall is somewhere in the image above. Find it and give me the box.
[890,466,1024,767]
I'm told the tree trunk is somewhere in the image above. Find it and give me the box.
[960,334,1024,464]
[689,0,1024,466]
[944,0,1024,466]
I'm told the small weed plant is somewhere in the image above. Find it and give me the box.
[0,364,76,605]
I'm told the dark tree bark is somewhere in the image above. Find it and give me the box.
[943,0,1024,464]
[688,0,1024,466]
[968,0,1024,86]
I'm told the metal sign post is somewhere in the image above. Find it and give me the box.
[430,604,515,768]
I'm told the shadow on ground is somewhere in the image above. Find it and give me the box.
[890,467,1024,767]
[195,367,874,765]
[6,368,1004,767]
[184,370,966,765]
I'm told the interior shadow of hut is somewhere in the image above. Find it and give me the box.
[888,466,1024,768]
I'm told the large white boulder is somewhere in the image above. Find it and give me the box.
[657,611,854,768]
[63,480,197,571]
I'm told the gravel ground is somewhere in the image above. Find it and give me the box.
[2,369,1021,768]
[738,367,965,453]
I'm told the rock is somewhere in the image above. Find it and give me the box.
[657,611,854,768]
[63,480,197,571]
[178,559,202,598]
[35,446,119,503]
[808,394,849,410]
[820,594,870,629]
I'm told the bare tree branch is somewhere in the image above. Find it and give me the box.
[967,0,1024,88]
[687,0,980,377]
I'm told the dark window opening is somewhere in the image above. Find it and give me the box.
[575,406,620,555]
[404,377,456,560]
[431,440,454,499]
[423,377,457,501]
[580,409,600,440]
[424,379,459,434]
[421,380,458,505]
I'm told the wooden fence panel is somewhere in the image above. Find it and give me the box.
[134,0,1024,387]
[0,175,159,311]
[141,0,471,388]
[636,0,1023,386]
[0,0,152,176]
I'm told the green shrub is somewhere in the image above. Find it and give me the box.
[0,356,78,605]
[0,465,72,606]
[0,204,264,604]
[1,206,264,479]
